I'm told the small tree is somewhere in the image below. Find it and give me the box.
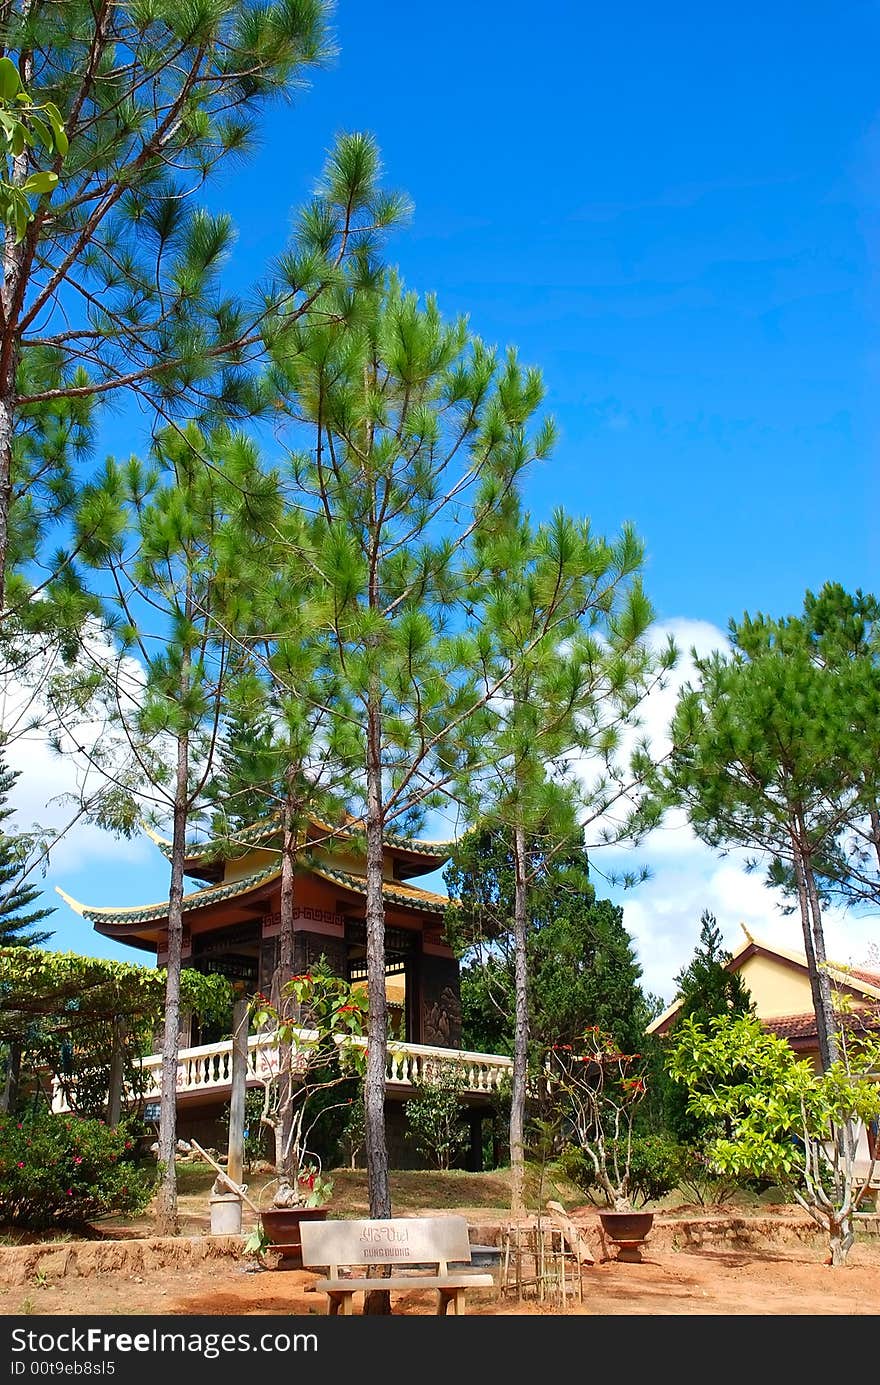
[250,968,367,1206]
[667,1012,880,1266]
[545,1027,649,1212]
[404,1064,469,1172]
[338,1095,366,1171]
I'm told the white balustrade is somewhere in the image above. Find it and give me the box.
[51,1032,512,1114]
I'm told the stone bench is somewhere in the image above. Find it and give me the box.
[299,1215,495,1316]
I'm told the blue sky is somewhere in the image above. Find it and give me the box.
[28,0,880,1001]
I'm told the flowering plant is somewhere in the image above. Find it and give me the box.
[249,966,367,1208]
[545,1026,649,1212]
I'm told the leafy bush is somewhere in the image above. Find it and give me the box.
[405,1063,469,1171]
[673,1144,742,1206]
[0,1110,155,1229]
[337,1094,366,1169]
[559,1133,680,1208]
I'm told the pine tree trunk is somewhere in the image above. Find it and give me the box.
[363,694,391,1314]
[0,1041,21,1115]
[509,820,529,1216]
[869,805,880,875]
[277,777,296,1177]
[802,854,839,1067]
[790,824,836,1070]
[0,385,16,619]
[155,724,189,1236]
[0,20,33,621]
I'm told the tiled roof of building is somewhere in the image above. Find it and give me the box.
[762,1013,820,1041]
[763,1008,880,1042]
[58,866,283,927]
[310,864,449,915]
[57,862,450,928]
[151,812,458,867]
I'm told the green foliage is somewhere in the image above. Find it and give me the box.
[0,947,232,1044]
[0,60,66,244]
[0,1110,154,1229]
[450,831,649,1056]
[668,1013,880,1182]
[673,911,753,1029]
[0,756,54,946]
[664,586,880,1067]
[668,1012,880,1261]
[0,946,232,1116]
[404,1064,469,1172]
[0,0,404,670]
[249,966,367,1194]
[560,1133,680,1209]
[662,910,753,1143]
[220,1089,268,1172]
[672,1145,743,1207]
[337,1094,366,1170]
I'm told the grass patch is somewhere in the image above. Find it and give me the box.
[325,1163,584,1216]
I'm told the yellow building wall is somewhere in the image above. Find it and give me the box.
[221,847,279,882]
[739,952,873,1018]
[221,844,405,885]
[738,954,817,1017]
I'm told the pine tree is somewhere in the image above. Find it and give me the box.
[737,584,880,913]
[72,421,280,1234]
[448,831,648,1056]
[0,755,53,946]
[263,269,564,1308]
[673,911,752,1030]
[665,629,857,1068]
[660,910,752,1144]
[460,501,671,1211]
[0,0,347,617]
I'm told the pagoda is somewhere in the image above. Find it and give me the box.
[57,814,463,1051]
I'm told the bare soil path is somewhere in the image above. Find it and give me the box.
[3,1234,879,1316]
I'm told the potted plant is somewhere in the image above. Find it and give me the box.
[246,967,366,1267]
[546,1026,653,1261]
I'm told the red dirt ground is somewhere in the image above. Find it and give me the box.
[3,1212,880,1316]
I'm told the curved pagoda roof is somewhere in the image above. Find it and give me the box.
[146,812,457,883]
[55,859,450,952]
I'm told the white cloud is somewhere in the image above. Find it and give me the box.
[0,623,154,890]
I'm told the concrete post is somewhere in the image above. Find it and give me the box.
[227,990,249,1188]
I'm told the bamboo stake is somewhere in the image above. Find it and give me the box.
[189,1138,261,1216]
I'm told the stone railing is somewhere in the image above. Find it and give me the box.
[51,1032,512,1112]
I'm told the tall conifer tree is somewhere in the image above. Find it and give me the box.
[0,755,53,946]
[265,270,562,1307]
[462,504,670,1210]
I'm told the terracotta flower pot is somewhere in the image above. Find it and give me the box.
[260,1205,328,1269]
[598,1210,654,1262]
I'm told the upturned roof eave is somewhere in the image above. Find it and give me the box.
[58,860,451,933]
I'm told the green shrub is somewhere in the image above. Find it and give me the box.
[673,1144,742,1206]
[337,1094,366,1169]
[0,1110,155,1229]
[404,1063,469,1171]
[559,1133,680,1208]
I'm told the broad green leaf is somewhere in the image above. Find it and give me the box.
[0,58,21,101]
[23,170,58,195]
